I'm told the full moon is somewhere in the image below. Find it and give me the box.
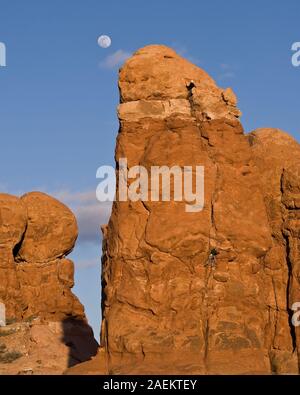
[97,35,112,48]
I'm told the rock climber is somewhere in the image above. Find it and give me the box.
[204,248,218,269]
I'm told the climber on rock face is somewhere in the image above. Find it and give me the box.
[204,248,218,270]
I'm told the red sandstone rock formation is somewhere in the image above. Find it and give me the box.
[0,192,98,374]
[249,129,300,373]
[90,45,300,375]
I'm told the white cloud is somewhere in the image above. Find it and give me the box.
[171,42,201,65]
[53,190,97,205]
[0,182,8,192]
[55,189,112,270]
[100,49,131,69]
[75,202,111,244]
[220,63,231,70]
[52,189,112,245]
[0,186,111,270]
[218,63,236,80]
[219,71,236,80]
[2,187,112,247]
[75,258,100,270]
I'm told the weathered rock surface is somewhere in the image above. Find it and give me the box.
[249,128,300,373]
[16,192,78,264]
[0,194,27,320]
[0,192,98,374]
[91,45,300,375]
[0,319,98,374]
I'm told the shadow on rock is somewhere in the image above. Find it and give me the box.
[61,318,99,368]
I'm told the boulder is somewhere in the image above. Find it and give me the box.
[16,192,78,263]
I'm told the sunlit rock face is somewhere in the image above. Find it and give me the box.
[0,191,82,321]
[0,191,98,374]
[97,45,300,375]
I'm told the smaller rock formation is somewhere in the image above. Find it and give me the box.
[17,192,78,263]
[0,191,98,374]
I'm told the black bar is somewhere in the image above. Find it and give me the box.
[0,375,299,393]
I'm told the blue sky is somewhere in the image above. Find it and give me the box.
[0,0,299,340]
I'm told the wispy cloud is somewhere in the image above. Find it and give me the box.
[54,190,97,205]
[75,257,100,270]
[53,190,112,245]
[0,182,8,192]
[75,202,111,244]
[171,43,202,65]
[99,49,131,69]
[0,187,112,247]
[53,189,112,270]
[0,187,110,269]
[218,63,237,80]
